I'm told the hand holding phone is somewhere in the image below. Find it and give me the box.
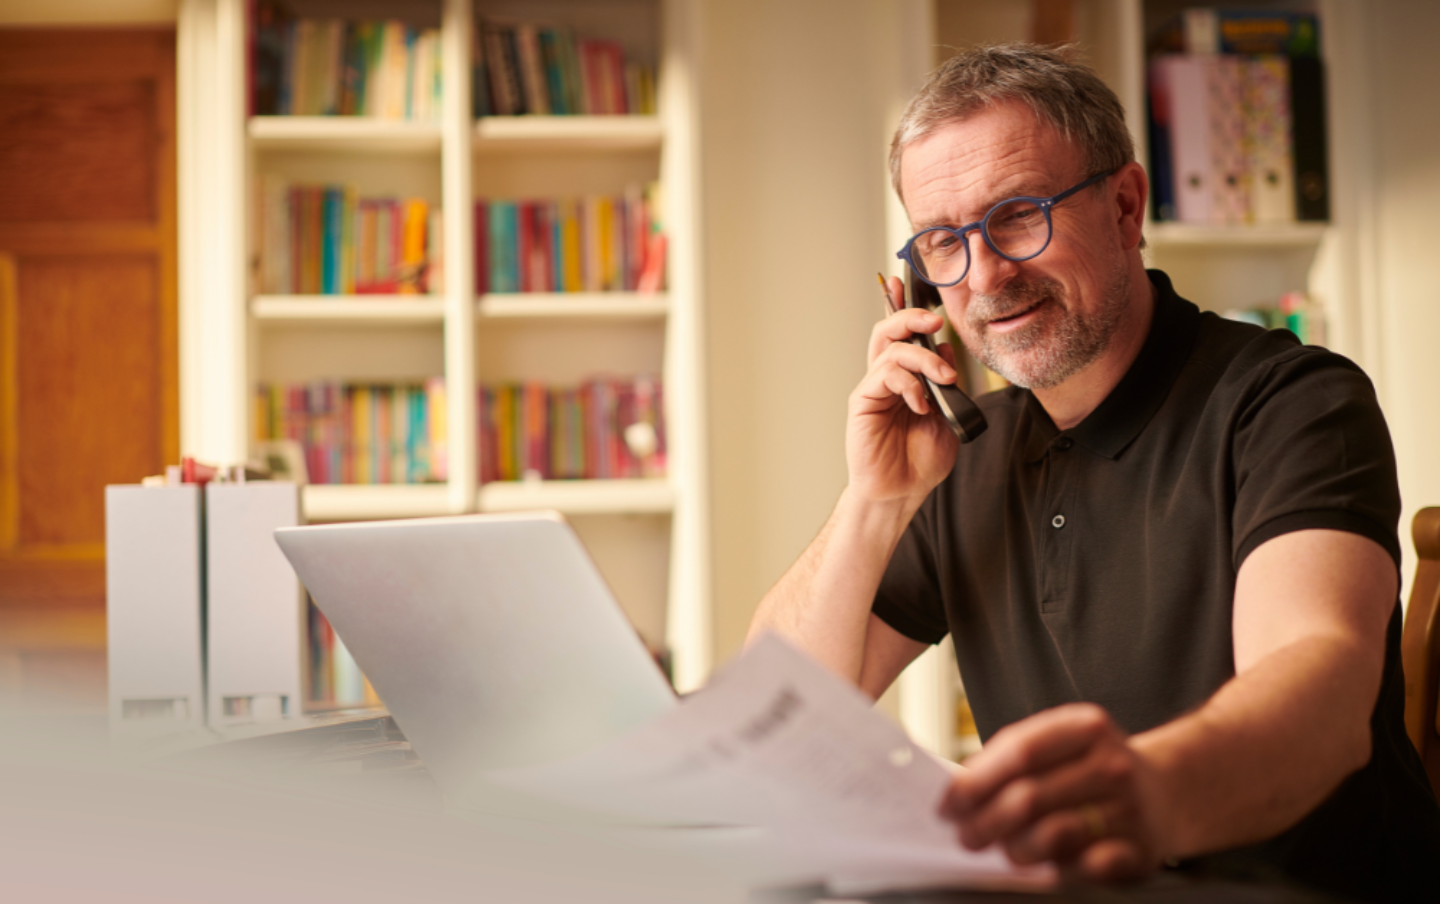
[877,272,987,444]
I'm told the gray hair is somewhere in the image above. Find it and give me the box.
[889,43,1135,201]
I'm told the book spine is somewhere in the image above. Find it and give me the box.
[540,29,567,115]
[426,376,447,481]
[341,185,357,294]
[1146,58,1177,222]
[426,205,443,295]
[561,197,582,292]
[471,20,490,117]
[1208,55,1249,225]
[474,199,489,294]
[1245,56,1295,224]
[483,23,518,116]
[392,386,408,484]
[515,24,550,115]
[517,201,535,292]
[495,385,514,480]
[1159,55,1214,224]
[1290,56,1330,222]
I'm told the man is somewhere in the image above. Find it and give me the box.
[748,44,1440,901]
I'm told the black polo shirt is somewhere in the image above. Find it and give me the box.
[873,270,1440,901]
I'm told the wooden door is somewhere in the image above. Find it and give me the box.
[0,29,178,711]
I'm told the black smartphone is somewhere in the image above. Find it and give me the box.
[892,270,987,443]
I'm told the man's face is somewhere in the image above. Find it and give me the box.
[898,102,1133,390]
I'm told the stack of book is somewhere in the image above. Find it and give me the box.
[476,186,664,293]
[478,376,665,483]
[307,601,379,707]
[474,19,656,117]
[1147,9,1328,224]
[254,379,449,485]
[256,176,441,295]
[251,5,443,121]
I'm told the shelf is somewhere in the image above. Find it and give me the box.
[477,292,668,320]
[478,479,674,515]
[253,296,446,325]
[473,116,664,152]
[302,484,451,522]
[249,117,443,153]
[1147,222,1328,249]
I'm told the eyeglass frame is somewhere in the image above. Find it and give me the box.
[895,168,1118,289]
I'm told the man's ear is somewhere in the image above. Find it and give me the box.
[1112,161,1148,251]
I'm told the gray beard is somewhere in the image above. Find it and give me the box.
[960,264,1131,390]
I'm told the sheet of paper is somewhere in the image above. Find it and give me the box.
[478,634,1052,892]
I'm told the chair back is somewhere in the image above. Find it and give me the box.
[1401,507,1440,794]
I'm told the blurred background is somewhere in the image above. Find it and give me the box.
[3,0,1440,762]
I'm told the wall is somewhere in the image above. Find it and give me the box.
[1368,0,1440,586]
[698,0,930,667]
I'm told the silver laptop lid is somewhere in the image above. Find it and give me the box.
[274,511,677,794]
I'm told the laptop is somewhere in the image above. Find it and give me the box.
[273,511,678,800]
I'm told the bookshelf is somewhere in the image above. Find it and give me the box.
[893,0,1351,759]
[179,0,712,696]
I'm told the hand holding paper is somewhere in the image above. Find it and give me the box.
[480,634,1053,893]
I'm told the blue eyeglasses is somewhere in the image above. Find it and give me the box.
[896,169,1116,288]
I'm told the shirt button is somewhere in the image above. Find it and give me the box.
[1055,437,1074,452]
[1051,514,1066,529]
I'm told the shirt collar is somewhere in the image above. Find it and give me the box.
[1021,270,1201,463]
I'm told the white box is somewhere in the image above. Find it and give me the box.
[105,485,205,735]
[205,482,305,726]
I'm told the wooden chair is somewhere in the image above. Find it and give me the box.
[1401,507,1440,795]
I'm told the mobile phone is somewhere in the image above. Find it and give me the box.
[888,271,988,443]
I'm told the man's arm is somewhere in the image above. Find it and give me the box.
[940,528,1394,878]
[747,277,958,691]
[747,492,931,694]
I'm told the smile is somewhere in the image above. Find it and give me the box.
[987,297,1047,330]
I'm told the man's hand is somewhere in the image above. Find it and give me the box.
[939,704,1166,880]
[847,276,962,504]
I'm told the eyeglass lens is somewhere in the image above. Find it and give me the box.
[911,199,1051,285]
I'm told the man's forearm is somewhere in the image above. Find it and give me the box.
[1133,633,1380,859]
[747,488,920,682]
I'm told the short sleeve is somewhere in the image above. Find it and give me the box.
[872,495,951,645]
[1231,346,1401,569]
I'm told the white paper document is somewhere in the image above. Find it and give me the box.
[479,634,1052,892]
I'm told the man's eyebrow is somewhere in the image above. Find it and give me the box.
[911,181,1057,232]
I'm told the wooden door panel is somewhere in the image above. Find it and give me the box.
[16,257,163,550]
[0,29,175,713]
[0,81,156,223]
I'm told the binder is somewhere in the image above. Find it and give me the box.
[1207,55,1249,225]
[1152,55,1212,224]
[204,482,304,727]
[1245,56,1296,224]
[1290,56,1330,222]
[1152,54,1248,225]
[105,485,205,735]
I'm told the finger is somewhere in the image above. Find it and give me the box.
[876,339,958,388]
[853,359,932,417]
[954,739,1135,849]
[944,705,1116,814]
[1002,805,1101,866]
[867,309,946,366]
[1077,838,1149,882]
[937,341,959,372]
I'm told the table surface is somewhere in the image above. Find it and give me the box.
[124,710,1351,904]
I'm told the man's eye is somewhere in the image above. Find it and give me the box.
[994,203,1042,229]
[921,231,962,257]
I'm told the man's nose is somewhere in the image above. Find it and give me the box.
[965,234,1020,296]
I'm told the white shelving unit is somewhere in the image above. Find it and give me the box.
[179,0,712,691]
[894,0,1346,760]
